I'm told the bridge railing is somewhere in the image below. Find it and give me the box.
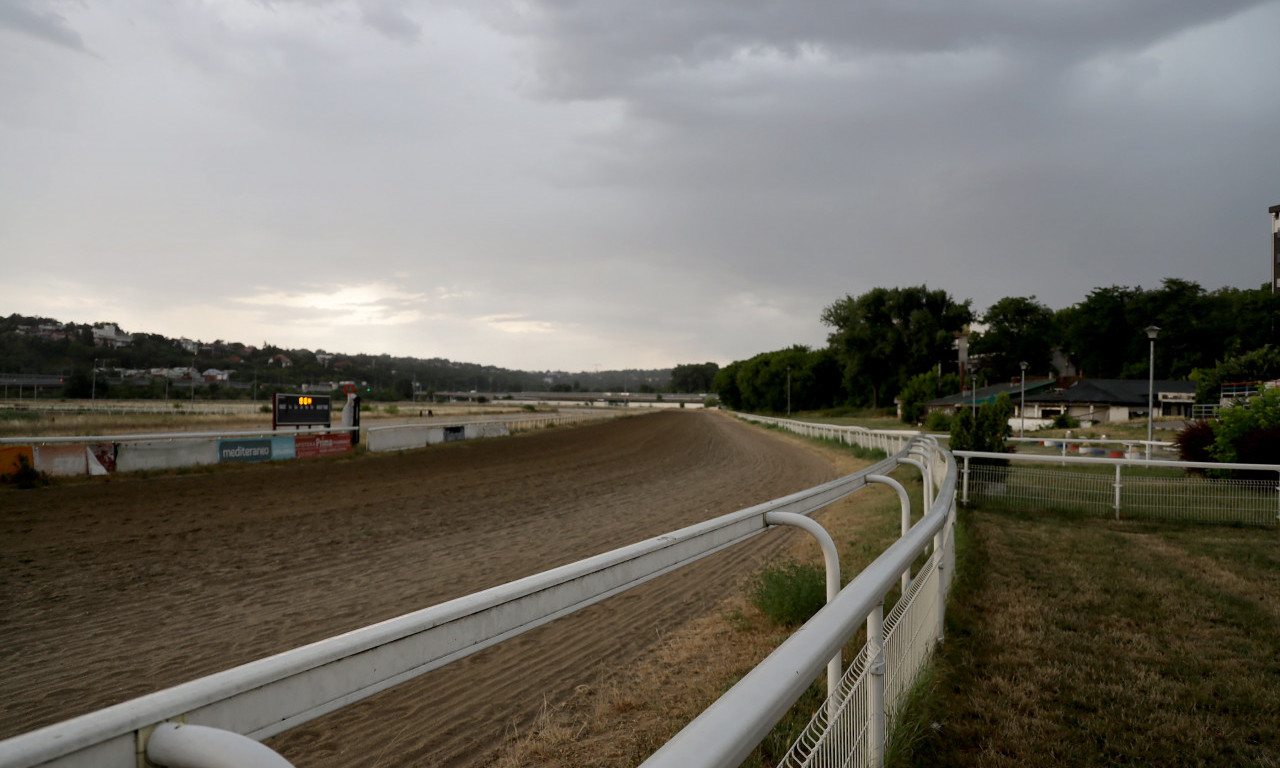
[0,427,942,768]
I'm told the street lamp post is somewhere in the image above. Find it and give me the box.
[1019,361,1028,438]
[1145,326,1160,459]
[970,373,978,412]
[91,358,100,406]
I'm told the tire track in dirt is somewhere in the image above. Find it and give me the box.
[0,411,834,765]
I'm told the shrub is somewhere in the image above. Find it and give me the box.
[1174,419,1215,469]
[924,410,952,432]
[746,558,827,627]
[1052,413,1080,429]
[1212,387,1280,464]
[384,404,399,415]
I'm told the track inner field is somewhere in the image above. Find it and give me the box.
[0,410,835,765]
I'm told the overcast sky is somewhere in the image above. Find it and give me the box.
[2,1,1277,371]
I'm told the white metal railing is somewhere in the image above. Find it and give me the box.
[734,413,919,457]
[955,450,1280,526]
[0,431,934,768]
[640,437,957,768]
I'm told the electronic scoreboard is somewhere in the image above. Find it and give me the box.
[273,393,332,429]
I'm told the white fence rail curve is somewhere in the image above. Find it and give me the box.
[0,427,935,768]
[639,417,956,768]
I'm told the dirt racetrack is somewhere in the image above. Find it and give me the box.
[0,410,836,766]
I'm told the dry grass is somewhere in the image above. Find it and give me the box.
[894,508,1280,768]
[487,428,926,767]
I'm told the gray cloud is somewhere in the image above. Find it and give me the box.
[0,1,1277,370]
[0,0,90,52]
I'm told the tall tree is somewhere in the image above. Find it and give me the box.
[821,286,971,408]
[1060,285,1140,378]
[670,362,720,393]
[971,296,1058,381]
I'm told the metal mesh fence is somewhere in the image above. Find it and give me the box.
[967,462,1279,527]
[777,551,944,768]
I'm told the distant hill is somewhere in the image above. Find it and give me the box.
[0,313,671,400]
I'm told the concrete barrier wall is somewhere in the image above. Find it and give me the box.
[369,421,511,452]
[117,440,219,472]
[465,423,510,439]
[34,445,89,477]
[366,426,428,453]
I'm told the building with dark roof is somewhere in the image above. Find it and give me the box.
[1023,378,1195,423]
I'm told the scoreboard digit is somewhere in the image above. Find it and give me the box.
[273,393,332,429]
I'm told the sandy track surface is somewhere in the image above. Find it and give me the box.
[0,410,835,766]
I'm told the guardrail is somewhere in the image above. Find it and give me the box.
[955,450,1280,527]
[0,424,950,768]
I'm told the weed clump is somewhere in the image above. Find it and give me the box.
[746,558,826,628]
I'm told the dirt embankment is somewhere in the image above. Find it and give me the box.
[0,410,835,766]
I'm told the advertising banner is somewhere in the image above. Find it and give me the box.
[271,435,296,460]
[218,438,274,463]
[0,445,35,479]
[295,432,352,459]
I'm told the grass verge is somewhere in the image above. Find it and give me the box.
[891,507,1280,768]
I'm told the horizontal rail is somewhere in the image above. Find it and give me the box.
[0,444,911,768]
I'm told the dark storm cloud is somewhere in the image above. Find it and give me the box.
[0,0,90,52]
[497,1,1264,100]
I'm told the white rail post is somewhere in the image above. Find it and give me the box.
[1114,463,1123,520]
[961,454,971,504]
[908,447,933,506]
[934,522,947,645]
[868,475,912,596]
[763,511,843,718]
[867,600,886,768]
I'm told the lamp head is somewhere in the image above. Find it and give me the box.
[1145,325,1161,340]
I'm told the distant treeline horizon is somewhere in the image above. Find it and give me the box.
[713,279,1280,415]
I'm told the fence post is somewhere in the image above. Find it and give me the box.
[867,600,886,768]
[763,511,843,719]
[934,525,947,644]
[961,454,970,504]
[869,474,912,596]
[1114,464,1123,520]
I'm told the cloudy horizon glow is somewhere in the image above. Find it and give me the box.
[2,1,1277,371]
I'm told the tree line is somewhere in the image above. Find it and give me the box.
[713,280,1280,415]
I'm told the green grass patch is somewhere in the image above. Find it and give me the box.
[893,506,1280,768]
[747,558,827,627]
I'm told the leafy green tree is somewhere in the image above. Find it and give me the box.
[821,286,971,408]
[1211,387,1280,466]
[1060,285,1140,378]
[971,296,1057,380]
[898,370,961,425]
[949,393,1013,453]
[712,361,744,410]
[1190,346,1280,404]
[670,362,720,393]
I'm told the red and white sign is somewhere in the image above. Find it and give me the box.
[295,433,353,459]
